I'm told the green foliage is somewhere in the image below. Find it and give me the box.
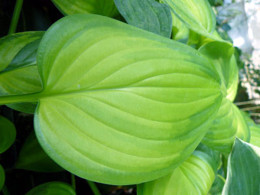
[114,0,172,38]
[0,164,4,191]
[0,32,43,113]
[15,132,63,172]
[223,139,260,195]
[0,116,16,153]
[32,14,222,184]
[137,146,220,194]
[52,0,118,17]
[0,0,259,194]
[25,182,76,195]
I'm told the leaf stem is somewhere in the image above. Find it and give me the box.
[8,0,24,35]
[87,180,101,195]
[0,93,40,105]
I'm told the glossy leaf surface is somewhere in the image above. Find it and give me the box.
[0,116,16,154]
[52,0,118,17]
[243,113,260,147]
[203,98,250,153]
[223,139,260,195]
[26,182,75,195]
[0,14,222,184]
[161,0,218,40]
[16,132,63,172]
[114,0,172,38]
[0,164,4,191]
[137,147,219,195]
[0,32,43,70]
[199,41,238,101]
[0,32,43,113]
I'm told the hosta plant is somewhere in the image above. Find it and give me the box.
[0,0,259,194]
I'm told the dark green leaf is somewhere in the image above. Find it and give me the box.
[16,132,63,172]
[0,116,16,153]
[209,174,225,195]
[114,0,172,38]
[25,182,75,195]
[0,164,4,191]
[52,0,118,17]
[222,139,260,195]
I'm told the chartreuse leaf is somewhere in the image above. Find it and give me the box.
[161,0,220,40]
[52,0,118,17]
[0,116,16,153]
[242,112,260,147]
[15,132,63,172]
[137,145,220,195]
[114,0,172,38]
[0,14,223,184]
[222,139,260,195]
[202,98,250,153]
[0,32,43,113]
[199,41,238,102]
[0,164,4,191]
[249,123,260,147]
[199,41,247,153]
[26,182,75,195]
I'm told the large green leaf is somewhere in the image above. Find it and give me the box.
[0,32,43,113]
[26,182,75,195]
[199,41,238,102]
[202,98,250,153]
[222,139,260,195]
[52,0,118,17]
[0,14,223,184]
[0,116,16,154]
[137,146,219,195]
[114,0,172,38]
[15,132,63,172]
[161,0,219,40]
[0,164,4,191]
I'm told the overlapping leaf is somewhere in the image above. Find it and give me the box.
[137,146,219,195]
[27,14,224,184]
[243,112,260,147]
[222,139,260,195]
[52,0,118,17]
[199,41,238,101]
[0,116,16,154]
[0,32,43,113]
[0,164,4,191]
[202,98,250,153]
[209,174,225,195]
[26,182,75,195]
[114,0,172,38]
[161,0,220,41]
[16,132,63,172]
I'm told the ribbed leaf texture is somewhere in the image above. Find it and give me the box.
[33,14,223,184]
[137,146,219,195]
